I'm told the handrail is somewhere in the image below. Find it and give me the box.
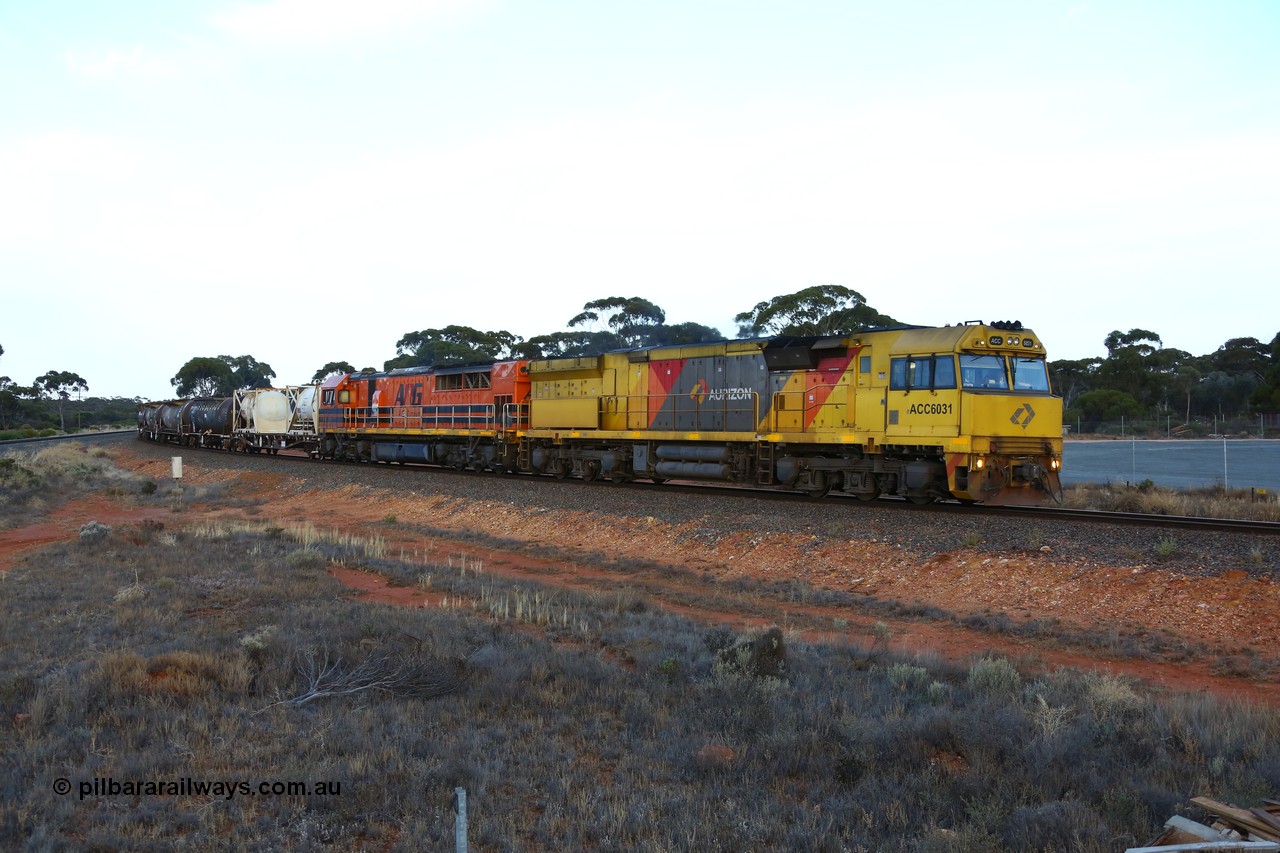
[768,390,843,432]
[320,403,530,433]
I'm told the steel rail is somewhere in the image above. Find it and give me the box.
[0,429,136,449]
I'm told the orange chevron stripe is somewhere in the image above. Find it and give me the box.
[802,349,858,430]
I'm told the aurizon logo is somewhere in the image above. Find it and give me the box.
[1010,403,1036,428]
[689,379,709,404]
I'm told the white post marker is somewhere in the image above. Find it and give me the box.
[454,787,468,853]
[172,457,183,479]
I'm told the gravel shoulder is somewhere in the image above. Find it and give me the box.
[12,434,1280,705]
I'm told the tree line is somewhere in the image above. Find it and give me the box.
[165,286,890,395]
[0,340,97,433]
[3,287,1278,434]
[1050,329,1280,434]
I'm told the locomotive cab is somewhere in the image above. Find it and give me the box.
[951,324,1063,504]
[879,322,1062,504]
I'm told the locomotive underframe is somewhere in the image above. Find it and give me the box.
[522,437,960,502]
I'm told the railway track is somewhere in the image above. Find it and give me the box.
[952,502,1280,536]
[55,430,1280,539]
[0,429,134,449]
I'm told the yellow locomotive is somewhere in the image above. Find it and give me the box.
[520,321,1062,505]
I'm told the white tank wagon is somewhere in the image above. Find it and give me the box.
[230,384,321,454]
[292,385,320,434]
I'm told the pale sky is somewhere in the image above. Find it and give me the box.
[2,0,1277,400]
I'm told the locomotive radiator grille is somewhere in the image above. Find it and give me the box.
[989,437,1057,455]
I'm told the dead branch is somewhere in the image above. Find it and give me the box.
[257,645,464,712]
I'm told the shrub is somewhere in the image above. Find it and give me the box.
[78,520,111,543]
[88,649,250,704]
[712,626,786,681]
[284,548,328,570]
[966,656,1022,697]
[1003,799,1113,852]
[885,662,930,693]
[0,456,42,489]
[1083,672,1145,724]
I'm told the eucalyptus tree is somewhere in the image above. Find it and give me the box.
[734,285,896,338]
[33,370,89,431]
[386,326,522,370]
[312,361,357,382]
[568,297,667,347]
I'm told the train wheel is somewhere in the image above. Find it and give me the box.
[803,472,830,498]
[907,494,935,505]
[854,488,880,502]
[550,461,569,479]
[581,461,599,482]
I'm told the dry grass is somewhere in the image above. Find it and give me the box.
[1064,481,1280,522]
[3,520,1280,851]
[0,444,149,529]
[189,518,387,560]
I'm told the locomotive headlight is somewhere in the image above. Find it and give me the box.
[973,456,985,469]
[1050,457,1061,471]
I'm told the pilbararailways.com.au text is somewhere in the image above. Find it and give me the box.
[53,776,343,801]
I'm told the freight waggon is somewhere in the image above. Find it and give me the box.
[138,387,319,454]
[138,321,1064,505]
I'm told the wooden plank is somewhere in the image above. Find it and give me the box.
[1125,842,1280,852]
[1191,798,1280,842]
[1161,815,1231,842]
[1126,840,1280,845]
[1251,810,1280,836]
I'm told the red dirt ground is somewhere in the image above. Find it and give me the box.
[5,447,1279,706]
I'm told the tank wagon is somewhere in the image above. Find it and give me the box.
[137,387,318,453]
[230,386,322,454]
[184,398,235,441]
[139,321,1063,505]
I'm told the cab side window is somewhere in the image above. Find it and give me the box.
[890,356,955,390]
[933,357,956,389]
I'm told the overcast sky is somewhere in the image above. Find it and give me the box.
[2,0,1277,400]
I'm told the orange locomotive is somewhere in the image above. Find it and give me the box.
[316,360,530,471]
